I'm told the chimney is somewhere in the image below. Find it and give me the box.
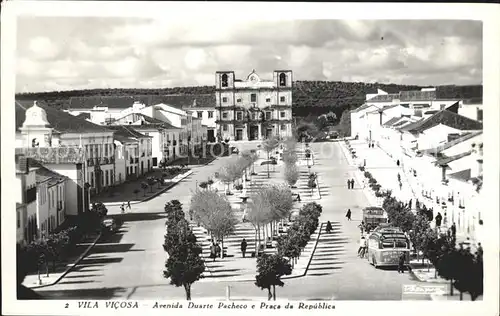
[16,155,29,174]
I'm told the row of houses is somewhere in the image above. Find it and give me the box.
[14,96,210,245]
[350,87,484,243]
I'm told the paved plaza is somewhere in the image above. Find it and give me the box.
[34,141,434,300]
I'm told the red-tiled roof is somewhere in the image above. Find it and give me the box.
[111,113,181,130]
[105,125,151,139]
[434,151,472,166]
[399,110,483,133]
[15,100,112,133]
[382,117,401,127]
[448,169,472,182]
[420,131,482,156]
[67,94,216,110]
[28,159,68,184]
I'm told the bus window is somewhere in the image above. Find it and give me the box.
[381,241,394,248]
[395,240,408,248]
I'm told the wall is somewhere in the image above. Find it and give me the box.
[441,134,482,157]
[37,181,50,236]
[17,204,27,244]
[44,164,84,216]
[419,124,462,150]
[114,142,127,183]
[458,103,483,121]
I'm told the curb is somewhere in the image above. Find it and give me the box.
[300,222,324,278]
[28,232,102,289]
[102,170,194,207]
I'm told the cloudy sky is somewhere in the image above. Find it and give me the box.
[16,18,482,93]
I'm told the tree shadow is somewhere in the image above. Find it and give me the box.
[58,280,97,285]
[78,257,124,265]
[63,274,103,279]
[90,243,137,254]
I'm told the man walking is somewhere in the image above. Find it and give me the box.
[435,212,443,228]
[347,179,351,189]
[345,209,352,221]
[451,222,456,237]
[398,252,406,273]
[120,203,125,214]
[127,200,131,209]
[351,178,355,189]
[241,239,247,258]
[358,236,367,258]
[210,242,217,262]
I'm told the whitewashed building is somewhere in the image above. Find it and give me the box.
[15,155,38,245]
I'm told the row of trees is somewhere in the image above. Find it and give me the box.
[17,203,107,283]
[163,200,205,300]
[246,184,295,252]
[276,202,323,267]
[381,193,483,300]
[189,190,237,257]
[214,152,257,195]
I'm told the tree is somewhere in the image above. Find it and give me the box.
[215,157,246,194]
[408,213,434,264]
[189,190,237,257]
[240,150,258,177]
[247,190,274,253]
[141,182,148,196]
[336,108,351,137]
[255,253,292,301]
[264,184,294,238]
[284,163,300,188]
[163,220,205,300]
[46,231,70,273]
[261,137,280,178]
[147,177,156,193]
[282,149,298,166]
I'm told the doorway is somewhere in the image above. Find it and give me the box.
[236,129,243,141]
[249,126,259,141]
[207,129,215,143]
[266,128,273,139]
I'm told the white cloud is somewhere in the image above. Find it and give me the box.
[27,36,60,60]
[15,19,482,92]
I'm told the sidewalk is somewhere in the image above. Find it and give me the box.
[22,232,102,289]
[103,169,194,208]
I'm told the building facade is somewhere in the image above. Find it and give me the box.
[15,155,38,245]
[215,70,293,141]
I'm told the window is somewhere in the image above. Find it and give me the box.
[17,211,21,228]
[265,111,271,120]
[237,98,242,103]
[222,97,228,103]
[90,172,94,187]
[280,96,285,102]
[208,111,214,118]
[266,98,271,103]
[279,73,287,86]
[253,112,259,120]
[280,111,286,118]
[105,170,109,186]
[414,110,423,117]
[250,94,257,102]
[281,124,286,130]
[104,144,108,157]
[197,111,203,118]
[52,191,55,208]
[236,112,243,120]
[223,125,228,131]
[221,74,228,87]
[477,108,483,121]
[222,112,228,119]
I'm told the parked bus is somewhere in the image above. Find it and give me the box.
[366,225,410,268]
[362,207,388,232]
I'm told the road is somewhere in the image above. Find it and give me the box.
[36,142,429,300]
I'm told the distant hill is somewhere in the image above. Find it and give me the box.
[16,81,482,118]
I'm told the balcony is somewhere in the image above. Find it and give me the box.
[15,147,85,164]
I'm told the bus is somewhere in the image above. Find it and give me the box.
[366,225,410,268]
[362,207,388,232]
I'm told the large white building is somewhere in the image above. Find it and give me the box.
[215,69,293,141]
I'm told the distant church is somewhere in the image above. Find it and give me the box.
[215,69,293,141]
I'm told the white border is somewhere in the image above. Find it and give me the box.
[2,2,499,316]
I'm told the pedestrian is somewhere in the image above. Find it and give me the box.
[241,239,248,258]
[120,203,125,214]
[297,194,301,202]
[396,159,400,166]
[398,252,406,273]
[477,242,483,257]
[451,222,456,237]
[358,236,367,258]
[216,242,222,259]
[351,178,355,189]
[358,221,365,234]
[347,179,351,189]
[127,200,131,209]
[345,209,351,221]
[210,242,217,262]
[326,221,333,233]
[435,212,442,227]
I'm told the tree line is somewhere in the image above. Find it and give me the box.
[347,138,484,301]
